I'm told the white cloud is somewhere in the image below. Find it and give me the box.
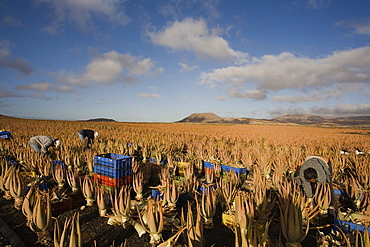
[217,95,226,101]
[269,103,370,118]
[137,92,161,98]
[148,18,247,62]
[324,103,370,116]
[227,88,267,100]
[37,0,130,33]
[273,87,343,103]
[158,0,221,20]
[0,88,22,98]
[336,17,370,36]
[16,82,76,93]
[200,46,370,100]
[307,0,331,9]
[179,62,198,72]
[55,85,76,93]
[274,94,322,103]
[0,40,34,76]
[31,93,43,99]
[58,51,163,87]
[1,16,22,26]
[17,82,51,91]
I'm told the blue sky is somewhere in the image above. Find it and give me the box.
[1,0,370,122]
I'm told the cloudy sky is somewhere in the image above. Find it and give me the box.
[1,0,370,122]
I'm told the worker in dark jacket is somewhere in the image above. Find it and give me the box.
[29,136,61,155]
[295,155,335,205]
[78,129,98,149]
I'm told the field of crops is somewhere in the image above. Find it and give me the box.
[0,116,370,247]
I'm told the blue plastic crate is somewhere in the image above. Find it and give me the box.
[25,183,48,195]
[333,189,351,201]
[6,156,19,168]
[94,153,132,169]
[148,158,167,165]
[52,160,66,171]
[0,131,12,139]
[177,191,189,204]
[151,190,164,200]
[202,161,247,175]
[202,161,215,169]
[198,182,217,194]
[334,218,370,233]
[94,164,132,179]
[52,160,66,168]
[334,189,349,196]
[0,134,11,139]
[221,164,247,175]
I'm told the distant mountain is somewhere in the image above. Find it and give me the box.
[0,114,21,120]
[178,113,223,123]
[2,113,370,126]
[274,114,370,126]
[85,118,116,122]
[178,113,370,127]
[177,113,247,124]
[177,113,281,125]
[273,114,327,125]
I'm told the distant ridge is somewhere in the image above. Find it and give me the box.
[0,115,117,122]
[274,114,370,126]
[177,113,277,125]
[1,114,370,126]
[0,114,22,120]
[177,112,249,124]
[178,113,370,126]
[178,113,224,123]
[84,118,116,122]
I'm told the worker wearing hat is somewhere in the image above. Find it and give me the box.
[29,135,61,155]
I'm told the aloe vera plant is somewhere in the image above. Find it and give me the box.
[54,212,82,247]
[0,161,12,199]
[137,198,164,246]
[96,185,109,216]
[278,181,320,247]
[8,166,26,209]
[313,182,332,215]
[111,186,129,220]
[199,187,217,229]
[184,200,204,247]
[81,175,95,206]
[52,162,66,188]
[66,168,80,193]
[163,179,179,210]
[29,190,53,245]
[133,171,144,201]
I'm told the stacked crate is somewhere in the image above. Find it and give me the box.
[93,153,133,189]
[203,161,216,177]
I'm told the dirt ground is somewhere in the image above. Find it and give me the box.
[0,189,238,247]
[0,160,328,247]
[0,187,327,247]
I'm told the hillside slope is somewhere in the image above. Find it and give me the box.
[178,113,370,126]
[177,113,279,125]
[274,114,370,126]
